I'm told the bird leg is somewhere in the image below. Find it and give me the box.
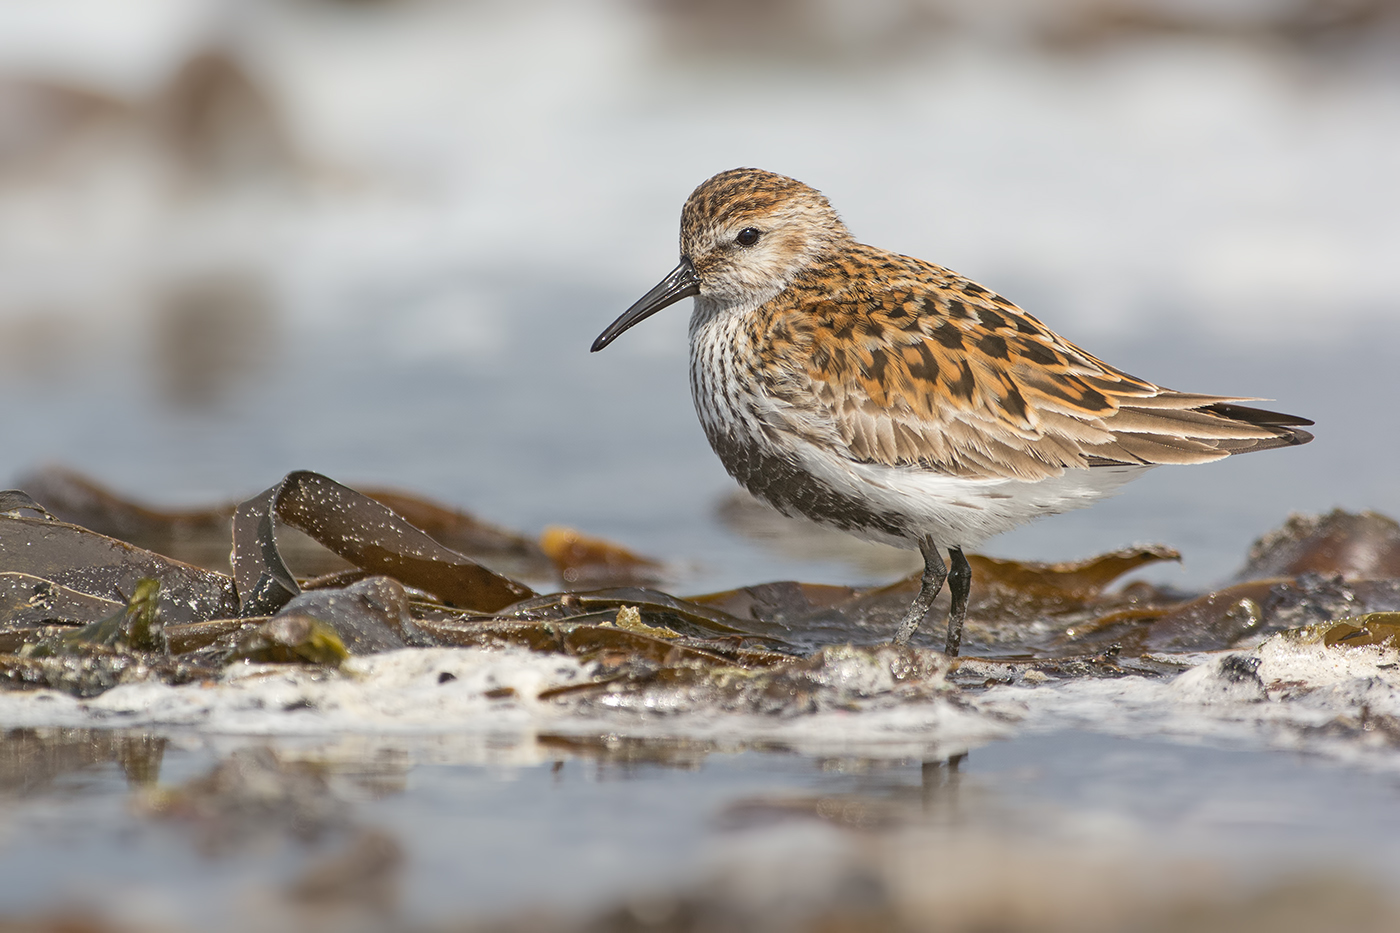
[892,537,946,647]
[944,546,971,658]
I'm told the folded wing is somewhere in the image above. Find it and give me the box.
[758,256,1313,482]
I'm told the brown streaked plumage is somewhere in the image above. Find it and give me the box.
[592,167,1313,656]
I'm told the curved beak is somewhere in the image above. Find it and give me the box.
[591,260,700,352]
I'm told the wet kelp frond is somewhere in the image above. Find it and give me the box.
[1,468,1399,702]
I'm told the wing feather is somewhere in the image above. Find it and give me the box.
[756,248,1312,480]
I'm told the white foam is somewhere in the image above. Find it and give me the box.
[0,647,589,734]
[2,632,1399,769]
[0,646,1001,760]
[977,635,1400,768]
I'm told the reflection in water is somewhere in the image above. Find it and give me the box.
[286,827,402,915]
[0,728,165,794]
[537,733,717,776]
[715,751,975,834]
[144,746,353,852]
[921,750,966,821]
[151,272,277,410]
[141,743,408,919]
[0,731,1396,929]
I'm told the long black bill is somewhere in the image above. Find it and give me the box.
[591,260,700,352]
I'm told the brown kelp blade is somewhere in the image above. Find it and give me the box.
[498,586,763,640]
[967,546,1181,601]
[17,466,558,582]
[13,467,236,571]
[0,490,55,519]
[1317,612,1400,648]
[358,487,553,582]
[0,572,124,628]
[0,513,237,624]
[231,471,534,616]
[10,460,1400,704]
[689,548,1184,656]
[538,526,665,587]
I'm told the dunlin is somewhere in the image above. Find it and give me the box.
[592,168,1313,656]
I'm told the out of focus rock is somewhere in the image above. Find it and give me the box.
[643,0,1400,64]
[1237,510,1400,581]
[0,80,128,174]
[231,575,434,664]
[14,466,232,549]
[153,49,299,191]
[231,615,349,668]
[152,271,276,409]
[287,828,402,910]
[1145,574,1400,652]
[645,0,947,63]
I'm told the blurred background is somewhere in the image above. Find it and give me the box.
[0,0,1396,593]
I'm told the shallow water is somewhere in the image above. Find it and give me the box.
[3,727,1400,929]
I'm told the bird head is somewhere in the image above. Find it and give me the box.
[591,168,850,352]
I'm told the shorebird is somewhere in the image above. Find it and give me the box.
[591,168,1313,656]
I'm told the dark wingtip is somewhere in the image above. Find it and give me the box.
[1284,427,1315,447]
[1197,402,1315,452]
[1203,402,1314,428]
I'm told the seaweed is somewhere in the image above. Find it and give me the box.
[230,470,534,615]
[539,525,666,587]
[0,512,237,624]
[1,466,1398,704]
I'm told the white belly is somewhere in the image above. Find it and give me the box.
[781,433,1150,549]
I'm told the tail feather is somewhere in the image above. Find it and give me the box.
[1198,402,1315,451]
[1087,395,1313,467]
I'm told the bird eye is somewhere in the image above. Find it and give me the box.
[735,227,762,247]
